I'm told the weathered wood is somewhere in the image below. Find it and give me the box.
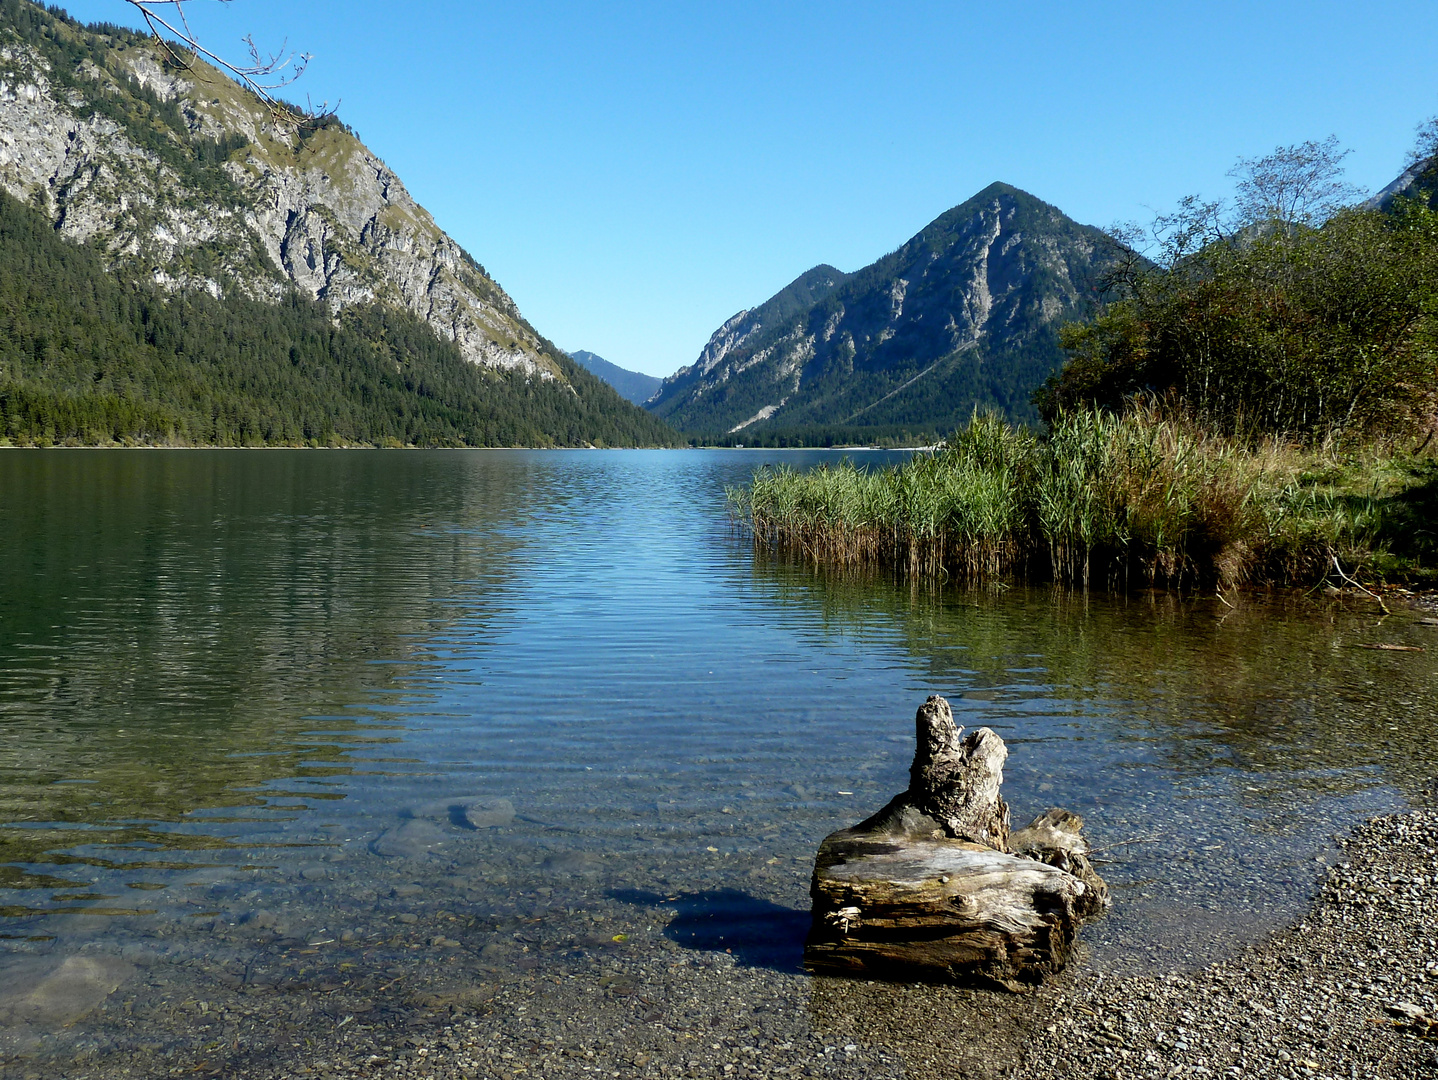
[805,696,1106,989]
[910,695,1010,850]
[807,813,1091,990]
[1010,806,1109,916]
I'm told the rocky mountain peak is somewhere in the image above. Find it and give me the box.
[646,184,1114,439]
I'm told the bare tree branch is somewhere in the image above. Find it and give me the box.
[1228,136,1363,229]
[118,0,333,130]
[1116,137,1365,272]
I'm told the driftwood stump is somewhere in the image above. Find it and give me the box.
[806,695,1107,990]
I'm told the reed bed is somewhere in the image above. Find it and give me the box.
[729,407,1432,589]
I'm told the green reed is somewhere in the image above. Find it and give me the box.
[729,406,1435,589]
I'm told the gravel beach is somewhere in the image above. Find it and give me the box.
[986,802,1438,1080]
[18,798,1424,1080]
[3,590,1433,1080]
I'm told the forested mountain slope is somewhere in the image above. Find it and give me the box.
[0,191,678,446]
[0,0,677,446]
[647,185,1116,443]
[569,350,662,405]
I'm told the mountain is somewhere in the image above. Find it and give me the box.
[0,0,678,446]
[0,187,685,447]
[568,350,663,405]
[1366,153,1438,212]
[645,184,1116,442]
[647,264,849,424]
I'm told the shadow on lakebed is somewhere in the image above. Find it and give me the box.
[612,888,809,973]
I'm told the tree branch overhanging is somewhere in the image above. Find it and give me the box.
[119,0,334,130]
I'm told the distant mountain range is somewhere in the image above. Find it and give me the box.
[568,351,663,406]
[646,183,1118,442]
[20,0,1417,451]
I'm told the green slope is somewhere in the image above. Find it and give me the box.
[569,350,662,405]
[0,191,681,447]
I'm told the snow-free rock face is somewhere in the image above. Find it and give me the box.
[1364,152,1438,213]
[646,185,1117,436]
[0,5,560,377]
[648,264,848,429]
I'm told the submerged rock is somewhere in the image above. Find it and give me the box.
[540,851,603,877]
[406,796,516,830]
[371,819,450,859]
[0,954,135,1027]
[805,695,1107,990]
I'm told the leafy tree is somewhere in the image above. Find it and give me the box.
[1229,136,1363,229]
[1037,141,1438,442]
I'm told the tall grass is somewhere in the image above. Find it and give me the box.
[729,406,1434,589]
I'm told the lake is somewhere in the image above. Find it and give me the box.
[0,449,1434,1076]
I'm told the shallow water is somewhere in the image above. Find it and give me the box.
[0,449,1435,1073]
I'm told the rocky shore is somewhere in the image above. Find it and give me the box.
[16,799,1425,1080]
[906,801,1438,1080]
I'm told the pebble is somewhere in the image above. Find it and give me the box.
[1010,804,1438,1080]
[5,795,1433,1080]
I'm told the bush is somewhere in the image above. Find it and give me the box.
[1037,197,1438,443]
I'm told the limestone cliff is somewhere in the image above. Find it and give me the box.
[646,185,1117,437]
[0,2,561,378]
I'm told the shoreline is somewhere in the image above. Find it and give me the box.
[0,442,1433,1078]
[735,409,1438,595]
[1014,800,1438,1079]
[814,803,1438,1080]
[48,800,1426,1080]
[371,803,1437,1080]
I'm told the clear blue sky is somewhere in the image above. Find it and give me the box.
[61,1,1438,377]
